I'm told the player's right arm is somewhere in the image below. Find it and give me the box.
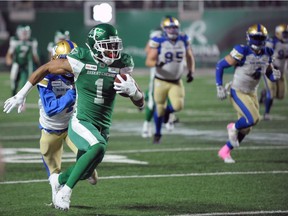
[145,37,160,67]
[145,47,158,67]
[215,48,239,100]
[5,38,15,66]
[3,59,73,113]
[29,59,72,85]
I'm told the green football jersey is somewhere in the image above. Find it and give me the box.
[67,47,134,129]
[8,36,38,66]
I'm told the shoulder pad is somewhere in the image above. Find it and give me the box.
[150,30,162,39]
[68,47,86,60]
[230,44,246,61]
[121,53,134,68]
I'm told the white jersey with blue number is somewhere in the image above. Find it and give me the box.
[230,45,273,93]
[149,33,189,81]
[266,36,288,73]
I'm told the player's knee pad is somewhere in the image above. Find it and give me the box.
[171,100,184,112]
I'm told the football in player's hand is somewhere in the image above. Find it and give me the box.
[114,73,129,97]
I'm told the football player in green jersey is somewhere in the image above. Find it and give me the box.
[47,29,70,60]
[4,23,144,211]
[5,25,40,96]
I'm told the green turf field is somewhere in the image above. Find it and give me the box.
[0,70,287,216]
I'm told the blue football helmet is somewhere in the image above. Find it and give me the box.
[275,24,288,43]
[161,16,180,40]
[246,24,268,51]
[16,25,31,41]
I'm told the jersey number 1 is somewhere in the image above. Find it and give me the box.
[94,78,104,104]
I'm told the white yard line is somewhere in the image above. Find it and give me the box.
[173,210,288,215]
[1,170,288,185]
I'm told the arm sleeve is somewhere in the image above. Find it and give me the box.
[215,58,231,86]
[37,86,76,117]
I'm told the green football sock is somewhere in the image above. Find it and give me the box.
[145,106,154,122]
[60,144,106,189]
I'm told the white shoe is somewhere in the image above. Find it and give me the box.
[87,169,98,185]
[165,113,176,132]
[49,173,61,205]
[263,113,271,121]
[165,122,174,131]
[224,156,236,163]
[142,121,152,138]
[54,185,72,211]
[227,123,239,147]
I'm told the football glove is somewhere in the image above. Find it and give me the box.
[113,74,137,97]
[186,71,194,83]
[216,85,227,100]
[4,94,26,113]
[272,68,281,80]
[156,62,165,68]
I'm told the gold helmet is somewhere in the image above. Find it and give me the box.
[161,16,180,40]
[275,24,288,42]
[246,24,268,51]
[51,39,77,60]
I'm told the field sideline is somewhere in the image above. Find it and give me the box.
[0,70,288,216]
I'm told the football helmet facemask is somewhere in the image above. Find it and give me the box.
[275,24,288,43]
[16,25,31,41]
[161,16,180,40]
[86,23,123,65]
[54,29,70,44]
[246,24,268,51]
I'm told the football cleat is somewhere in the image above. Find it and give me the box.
[218,145,235,163]
[87,169,98,185]
[153,134,162,144]
[142,121,152,138]
[49,173,61,205]
[165,122,174,132]
[54,186,72,211]
[227,123,239,147]
[263,113,271,121]
[165,113,176,131]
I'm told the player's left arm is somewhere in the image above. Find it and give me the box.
[185,43,195,83]
[5,38,15,66]
[32,39,41,66]
[114,74,144,109]
[266,64,281,81]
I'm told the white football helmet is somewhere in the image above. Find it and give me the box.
[16,25,31,41]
